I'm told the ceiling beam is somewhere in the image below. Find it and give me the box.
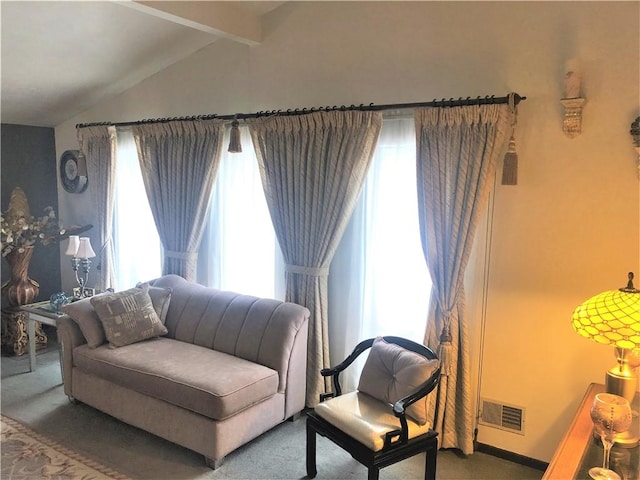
[123,1,262,45]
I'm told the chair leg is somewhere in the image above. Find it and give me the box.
[306,420,317,478]
[424,442,437,480]
[367,466,380,480]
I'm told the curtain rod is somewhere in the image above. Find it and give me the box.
[75,93,526,129]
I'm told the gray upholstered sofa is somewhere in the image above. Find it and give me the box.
[57,274,310,468]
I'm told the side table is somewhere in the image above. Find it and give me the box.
[20,301,68,374]
[543,383,639,480]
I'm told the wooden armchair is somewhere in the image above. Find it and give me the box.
[306,336,441,480]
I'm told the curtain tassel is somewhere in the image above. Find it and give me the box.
[501,92,519,186]
[501,135,518,185]
[228,117,242,153]
[438,324,453,376]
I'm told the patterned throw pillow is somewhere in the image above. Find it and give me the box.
[90,285,168,348]
[358,337,439,425]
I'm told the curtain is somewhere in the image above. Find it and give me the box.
[328,116,432,392]
[112,128,162,290]
[78,125,116,291]
[249,110,382,406]
[133,119,225,281]
[197,125,285,299]
[415,103,509,453]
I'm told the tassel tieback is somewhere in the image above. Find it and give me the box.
[501,135,518,185]
[228,118,242,153]
[438,324,454,376]
[501,92,519,186]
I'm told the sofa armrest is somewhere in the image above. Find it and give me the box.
[58,316,87,397]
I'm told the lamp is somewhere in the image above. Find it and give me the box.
[572,272,640,447]
[66,236,96,298]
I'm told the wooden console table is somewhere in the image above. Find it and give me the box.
[543,383,639,480]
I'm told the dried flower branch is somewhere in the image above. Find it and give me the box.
[1,206,67,256]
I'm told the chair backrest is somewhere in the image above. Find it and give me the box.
[358,337,440,424]
[322,336,440,420]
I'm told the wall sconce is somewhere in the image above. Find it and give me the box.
[631,116,640,177]
[561,60,585,138]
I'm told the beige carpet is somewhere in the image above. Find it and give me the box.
[1,414,131,480]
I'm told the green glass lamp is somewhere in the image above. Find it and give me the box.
[572,272,640,447]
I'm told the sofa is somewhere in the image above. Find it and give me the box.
[57,274,310,468]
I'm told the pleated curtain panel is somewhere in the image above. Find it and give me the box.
[77,125,117,292]
[249,111,382,407]
[415,103,510,454]
[132,120,225,281]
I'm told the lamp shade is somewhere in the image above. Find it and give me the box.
[65,235,80,256]
[75,237,96,259]
[572,289,640,350]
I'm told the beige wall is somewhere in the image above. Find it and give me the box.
[55,1,640,462]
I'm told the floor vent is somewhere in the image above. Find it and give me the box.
[479,398,525,435]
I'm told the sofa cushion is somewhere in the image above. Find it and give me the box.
[148,274,311,394]
[358,337,439,425]
[72,337,279,420]
[61,293,110,348]
[90,286,168,348]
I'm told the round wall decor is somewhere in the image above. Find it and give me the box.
[59,150,88,193]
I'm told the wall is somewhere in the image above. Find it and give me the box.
[1,124,61,302]
[54,2,639,462]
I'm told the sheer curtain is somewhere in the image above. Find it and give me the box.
[112,128,162,290]
[197,126,284,299]
[329,116,432,392]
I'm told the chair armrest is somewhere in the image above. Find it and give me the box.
[319,338,375,399]
[392,363,441,417]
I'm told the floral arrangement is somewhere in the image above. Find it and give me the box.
[1,206,65,257]
[1,187,66,257]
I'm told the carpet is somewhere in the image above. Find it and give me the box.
[1,414,131,480]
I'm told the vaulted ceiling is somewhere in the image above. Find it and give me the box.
[1,1,285,127]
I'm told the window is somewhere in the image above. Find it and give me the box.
[197,126,284,299]
[329,116,432,390]
[112,128,162,290]
[112,118,432,393]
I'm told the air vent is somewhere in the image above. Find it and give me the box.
[479,398,525,435]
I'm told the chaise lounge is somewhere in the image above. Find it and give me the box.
[57,274,310,468]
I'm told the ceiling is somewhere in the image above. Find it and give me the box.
[1,1,285,128]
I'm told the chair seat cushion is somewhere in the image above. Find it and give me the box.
[72,337,279,420]
[314,391,432,451]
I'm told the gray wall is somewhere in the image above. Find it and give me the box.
[1,124,61,303]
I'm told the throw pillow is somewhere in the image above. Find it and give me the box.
[90,285,168,348]
[60,293,109,348]
[358,337,439,425]
[136,282,172,324]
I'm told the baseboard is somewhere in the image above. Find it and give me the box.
[475,442,548,472]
